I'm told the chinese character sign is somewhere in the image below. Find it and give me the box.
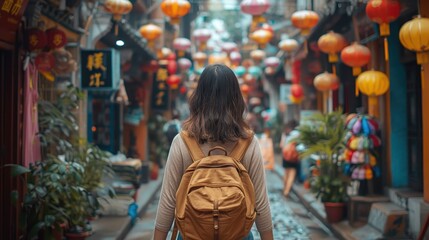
[151,64,170,111]
[81,49,120,90]
[0,0,29,44]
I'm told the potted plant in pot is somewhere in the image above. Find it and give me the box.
[295,109,350,223]
[7,155,85,239]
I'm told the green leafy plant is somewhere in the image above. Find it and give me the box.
[9,83,115,238]
[295,109,350,203]
[7,155,83,239]
[148,114,169,166]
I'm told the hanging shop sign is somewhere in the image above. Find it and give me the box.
[0,0,29,45]
[151,64,170,111]
[81,49,120,90]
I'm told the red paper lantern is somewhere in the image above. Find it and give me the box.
[140,60,159,72]
[365,0,401,37]
[166,74,181,89]
[341,42,371,76]
[35,52,55,72]
[290,84,304,98]
[160,0,191,24]
[26,28,47,51]
[46,27,67,49]
[291,10,319,36]
[167,60,177,74]
[240,84,250,95]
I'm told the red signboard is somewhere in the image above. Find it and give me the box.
[0,0,29,44]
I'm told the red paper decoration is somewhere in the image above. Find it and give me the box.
[26,28,47,51]
[35,52,55,72]
[46,27,67,49]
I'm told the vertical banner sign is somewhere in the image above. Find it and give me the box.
[279,84,292,104]
[81,49,120,90]
[0,0,29,44]
[151,65,170,111]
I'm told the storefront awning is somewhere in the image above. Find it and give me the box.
[100,20,156,61]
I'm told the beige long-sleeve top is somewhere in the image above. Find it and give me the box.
[154,134,273,233]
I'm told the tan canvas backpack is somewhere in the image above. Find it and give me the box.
[171,131,256,240]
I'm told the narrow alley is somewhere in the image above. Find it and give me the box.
[125,167,336,240]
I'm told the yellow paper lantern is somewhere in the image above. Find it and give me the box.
[399,16,429,64]
[356,70,389,96]
[356,70,389,117]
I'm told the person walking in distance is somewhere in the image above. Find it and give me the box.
[280,120,300,197]
[153,64,273,240]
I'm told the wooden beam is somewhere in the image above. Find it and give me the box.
[420,0,429,203]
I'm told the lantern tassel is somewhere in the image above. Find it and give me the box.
[384,38,389,61]
[115,24,119,36]
[329,53,338,63]
[368,96,379,118]
[352,67,361,76]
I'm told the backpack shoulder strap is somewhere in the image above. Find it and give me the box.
[230,133,254,162]
[180,131,205,162]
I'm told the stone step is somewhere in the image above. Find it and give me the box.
[368,202,408,237]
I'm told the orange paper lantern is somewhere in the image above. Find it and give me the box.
[317,31,347,63]
[314,72,339,91]
[249,29,273,49]
[104,0,133,35]
[139,24,162,47]
[160,0,191,24]
[278,39,299,53]
[250,49,266,62]
[341,42,371,76]
[291,10,319,36]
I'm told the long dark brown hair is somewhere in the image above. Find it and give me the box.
[182,64,251,143]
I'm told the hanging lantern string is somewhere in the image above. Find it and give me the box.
[384,37,389,61]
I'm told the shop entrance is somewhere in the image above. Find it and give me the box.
[405,61,423,191]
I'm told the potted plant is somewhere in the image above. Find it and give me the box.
[295,109,350,223]
[7,155,84,239]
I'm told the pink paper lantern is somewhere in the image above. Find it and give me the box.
[229,51,242,63]
[193,29,212,50]
[173,38,191,51]
[178,58,192,71]
[221,42,238,54]
[264,57,280,68]
[240,0,270,16]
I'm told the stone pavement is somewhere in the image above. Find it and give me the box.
[124,168,336,240]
